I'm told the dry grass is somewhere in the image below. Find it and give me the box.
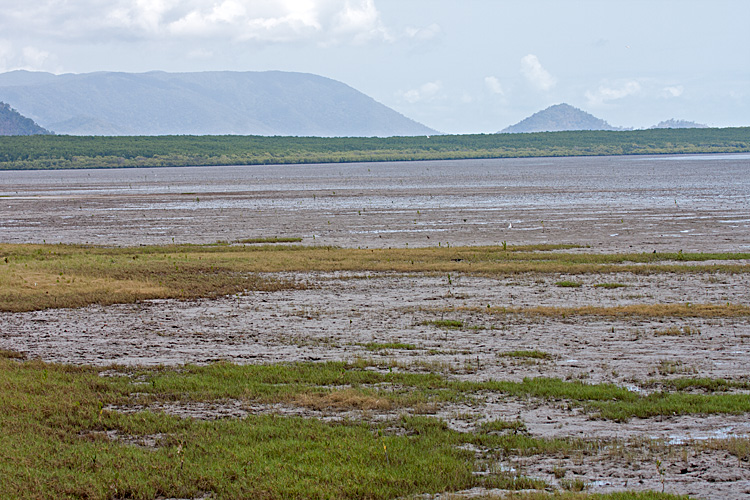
[1,243,748,312]
[288,389,394,411]
[654,325,701,336]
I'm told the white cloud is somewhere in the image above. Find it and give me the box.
[0,40,53,72]
[663,85,684,98]
[520,54,556,91]
[484,76,504,95]
[405,23,440,40]
[399,81,442,104]
[585,80,641,106]
[21,46,50,68]
[0,0,394,46]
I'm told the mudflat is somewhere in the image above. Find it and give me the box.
[2,154,750,499]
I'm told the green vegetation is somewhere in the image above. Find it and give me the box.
[1,351,743,499]
[555,280,583,288]
[234,236,303,244]
[424,319,465,329]
[0,127,748,170]
[0,102,52,136]
[594,283,628,289]
[498,350,554,360]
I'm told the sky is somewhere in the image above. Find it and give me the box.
[0,0,748,134]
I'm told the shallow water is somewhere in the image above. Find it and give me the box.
[2,153,749,251]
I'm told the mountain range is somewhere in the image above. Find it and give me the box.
[0,70,437,137]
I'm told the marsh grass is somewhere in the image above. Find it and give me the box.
[556,280,583,288]
[234,236,303,244]
[654,325,700,336]
[594,283,629,289]
[642,377,750,392]
[2,243,748,311]
[424,319,465,329]
[1,357,744,498]
[497,350,553,360]
[702,437,750,462]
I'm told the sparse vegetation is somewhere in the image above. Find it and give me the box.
[654,325,700,336]
[362,342,419,351]
[2,240,749,498]
[497,350,553,360]
[424,319,465,329]
[235,236,303,244]
[594,283,628,289]
[556,280,582,288]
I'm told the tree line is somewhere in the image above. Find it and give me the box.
[0,128,748,170]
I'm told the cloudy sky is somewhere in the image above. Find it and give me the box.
[1,0,747,134]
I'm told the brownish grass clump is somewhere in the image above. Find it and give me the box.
[288,389,394,411]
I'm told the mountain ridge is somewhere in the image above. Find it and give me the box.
[0,101,52,136]
[0,70,437,137]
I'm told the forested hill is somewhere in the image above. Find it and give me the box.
[0,102,52,136]
[501,104,619,133]
[0,127,748,170]
[0,70,436,137]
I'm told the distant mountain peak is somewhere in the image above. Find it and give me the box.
[500,103,619,133]
[0,101,52,136]
[0,70,438,137]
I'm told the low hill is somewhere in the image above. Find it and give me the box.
[0,102,52,136]
[0,70,437,137]
[501,103,619,133]
[651,119,708,129]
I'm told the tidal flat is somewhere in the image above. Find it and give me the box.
[1,154,749,499]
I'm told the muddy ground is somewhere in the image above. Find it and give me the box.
[2,269,749,498]
[2,156,750,498]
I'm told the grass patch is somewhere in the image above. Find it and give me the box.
[594,282,628,289]
[1,243,748,311]
[235,236,303,244]
[654,325,700,336]
[0,358,501,499]
[555,280,582,288]
[0,357,744,498]
[478,418,527,434]
[643,377,750,392]
[497,350,553,360]
[0,348,26,360]
[424,319,465,329]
